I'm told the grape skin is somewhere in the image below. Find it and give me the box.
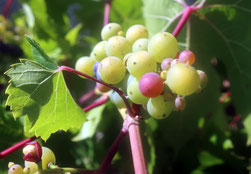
[127,51,157,80]
[166,63,201,96]
[101,23,122,40]
[8,164,23,174]
[41,147,56,169]
[179,50,195,65]
[24,161,38,174]
[148,32,178,63]
[109,90,125,108]
[139,72,164,98]
[75,56,96,78]
[147,95,173,119]
[174,96,186,111]
[105,36,131,60]
[161,58,173,70]
[132,38,149,52]
[92,41,107,61]
[98,56,126,84]
[127,77,149,104]
[126,25,149,44]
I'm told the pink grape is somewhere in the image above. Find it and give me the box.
[139,72,164,98]
[161,58,173,70]
[179,50,195,65]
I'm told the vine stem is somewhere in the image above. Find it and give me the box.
[104,0,111,26]
[3,0,13,18]
[78,89,96,104]
[0,136,36,159]
[57,66,135,117]
[172,6,193,37]
[83,95,108,112]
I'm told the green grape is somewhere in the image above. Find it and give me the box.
[127,51,156,80]
[41,147,56,169]
[92,41,107,61]
[123,53,133,67]
[98,56,126,84]
[114,73,129,92]
[166,63,200,96]
[24,161,38,174]
[109,90,125,108]
[126,24,149,44]
[147,95,173,119]
[8,164,23,174]
[75,56,96,78]
[132,38,149,52]
[127,77,149,104]
[148,32,178,63]
[160,70,168,80]
[101,23,122,40]
[105,36,131,59]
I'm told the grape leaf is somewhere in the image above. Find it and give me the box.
[25,36,58,70]
[5,59,86,140]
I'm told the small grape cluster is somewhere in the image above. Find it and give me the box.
[75,23,208,119]
[0,15,26,44]
[8,142,56,174]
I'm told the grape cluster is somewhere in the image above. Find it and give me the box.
[8,145,56,174]
[75,23,208,119]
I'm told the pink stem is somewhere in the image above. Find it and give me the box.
[172,6,193,37]
[98,127,128,173]
[3,0,13,18]
[0,136,37,159]
[79,89,97,104]
[83,96,108,112]
[58,66,134,117]
[104,0,111,26]
[127,116,147,174]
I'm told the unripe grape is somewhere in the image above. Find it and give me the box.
[132,38,149,52]
[161,58,173,70]
[127,77,149,104]
[127,51,156,80]
[109,90,125,108]
[123,53,133,67]
[179,50,195,65]
[8,164,23,174]
[126,25,149,44]
[174,96,186,111]
[166,63,200,96]
[197,70,208,89]
[160,70,168,80]
[101,23,122,40]
[92,41,107,61]
[75,56,96,78]
[148,32,178,63]
[41,147,56,169]
[147,95,173,119]
[96,83,111,93]
[139,72,164,98]
[105,36,131,59]
[24,161,38,173]
[98,56,126,84]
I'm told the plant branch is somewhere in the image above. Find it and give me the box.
[0,136,37,159]
[104,0,111,26]
[172,6,193,37]
[58,66,135,117]
[3,0,13,18]
[79,89,97,104]
[83,95,109,112]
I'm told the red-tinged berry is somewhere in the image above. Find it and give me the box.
[179,50,195,65]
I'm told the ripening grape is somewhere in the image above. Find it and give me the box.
[105,36,131,59]
[41,147,56,169]
[197,70,208,89]
[127,77,149,104]
[96,83,111,93]
[148,32,178,62]
[147,95,173,119]
[127,51,156,80]
[166,63,201,96]
[179,50,195,65]
[75,56,96,78]
[8,164,23,174]
[161,58,173,70]
[98,56,126,84]
[109,90,125,108]
[126,25,149,44]
[92,41,107,61]
[101,23,122,40]
[24,161,38,174]
[139,72,164,98]
[171,59,179,67]
[174,96,186,111]
[132,38,149,52]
